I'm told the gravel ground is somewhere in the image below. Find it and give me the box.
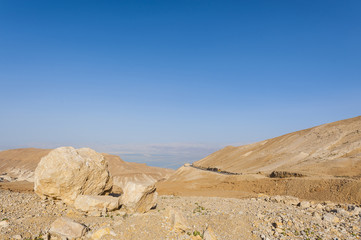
[1,189,361,240]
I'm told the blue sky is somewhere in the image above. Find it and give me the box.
[0,1,360,168]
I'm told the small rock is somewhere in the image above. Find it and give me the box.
[298,201,311,208]
[0,220,9,228]
[260,234,270,240]
[322,213,340,223]
[203,226,217,240]
[351,207,361,215]
[12,235,22,240]
[87,210,102,217]
[166,207,189,233]
[335,208,349,217]
[312,212,321,219]
[49,217,86,239]
[282,196,300,205]
[271,195,283,203]
[91,227,116,240]
[314,203,323,210]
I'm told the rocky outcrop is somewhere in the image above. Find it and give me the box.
[74,195,120,212]
[34,147,112,204]
[121,182,157,213]
[49,217,86,239]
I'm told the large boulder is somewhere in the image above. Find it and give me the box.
[121,182,157,213]
[34,147,112,204]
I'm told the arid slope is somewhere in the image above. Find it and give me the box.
[194,116,361,176]
[158,116,361,203]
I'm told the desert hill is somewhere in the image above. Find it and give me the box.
[158,116,361,204]
[194,115,361,176]
[0,148,174,190]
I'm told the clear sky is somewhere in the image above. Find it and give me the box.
[0,1,360,168]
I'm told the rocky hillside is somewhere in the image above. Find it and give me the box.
[194,116,361,176]
[0,148,173,187]
[1,189,360,240]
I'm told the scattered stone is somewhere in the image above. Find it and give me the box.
[314,203,323,210]
[49,217,86,239]
[312,211,321,219]
[282,196,299,205]
[121,182,157,213]
[298,201,311,208]
[34,147,113,205]
[322,213,340,223]
[74,195,120,212]
[1,188,360,240]
[350,206,361,215]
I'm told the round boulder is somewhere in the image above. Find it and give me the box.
[34,147,112,204]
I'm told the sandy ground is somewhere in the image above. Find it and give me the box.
[156,166,361,205]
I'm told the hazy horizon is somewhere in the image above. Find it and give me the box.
[1,1,360,169]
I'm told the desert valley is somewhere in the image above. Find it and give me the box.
[0,116,360,240]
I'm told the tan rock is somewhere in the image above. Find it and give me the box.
[282,196,299,205]
[166,207,189,233]
[91,227,116,240]
[49,217,86,239]
[322,213,340,223]
[0,220,9,228]
[74,195,120,212]
[203,226,217,240]
[121,182,157,213]
[34,147,112,204]
[298,201,311,208]
[191,236,203,240]
[66,209,84,218]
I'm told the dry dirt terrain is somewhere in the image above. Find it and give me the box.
[1,116,361,239]
[158,116,361,204]
[1,189,361,240]
[194,116,361,176]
